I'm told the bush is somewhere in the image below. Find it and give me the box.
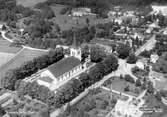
[124,85,130,92]
[135,79,142,87]
[127,54,138,64]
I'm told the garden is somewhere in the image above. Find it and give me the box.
[103,76,144,97]
[58,88,128,117]
[142,94,167,117]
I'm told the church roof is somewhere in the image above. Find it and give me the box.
[47,57,81,78]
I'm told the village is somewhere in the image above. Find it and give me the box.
[0,0,167,117]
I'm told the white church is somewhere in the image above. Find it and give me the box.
[36,38,85,91]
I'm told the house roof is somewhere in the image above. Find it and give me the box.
[39,77,53,83]
[47,57,80,78]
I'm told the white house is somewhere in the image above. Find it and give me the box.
[150,53,159,63]
[113,99,143,117]
[152,5,167,16]
[72,8,91,17]
[107,11,117,17]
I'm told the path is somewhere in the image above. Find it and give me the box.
[1,31,49,51]
[135,34,156,56]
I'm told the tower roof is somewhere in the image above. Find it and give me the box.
[71,27,80,49]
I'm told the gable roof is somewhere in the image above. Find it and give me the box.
[47,57,80,78]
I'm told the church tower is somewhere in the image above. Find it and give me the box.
[70,30,82,61]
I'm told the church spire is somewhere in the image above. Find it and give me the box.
[72,28,78,48]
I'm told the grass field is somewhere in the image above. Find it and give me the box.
[0,48,48,80]
[0,52,14,67]
[51,4,112,30]
[16,0,47,7]
[0,38,21,53]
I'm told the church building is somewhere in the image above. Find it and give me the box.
[37,37,84,91]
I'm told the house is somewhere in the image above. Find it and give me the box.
[114,6,121,11]
[107,11,117,17]
[151,5,167,16]
[136,58,148,70]
[114,18,123,25]
[150,53,159,63]
[133,32,144,41]
[71,8,92,17]
[113,99,143,117]
[37,38,84,91]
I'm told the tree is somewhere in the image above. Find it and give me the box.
[26,19,53,38]
[103,54,119,73]
[135,79,142,87]
[155,92,162,101]
[89,66,103,83]
[81,45,90,62]
[117,44,131,59]
[124,75,135,83]
[127,54,138,64]
[147,81,154,94]
[124,85,130,92]
[141,82,147,90]
[139,50,151,58]
[86,18,90,26]
[90,45,106,63]
[0,106,5,116]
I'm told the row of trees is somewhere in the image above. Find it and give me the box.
[17,54,119,110]
[1,49,64,90]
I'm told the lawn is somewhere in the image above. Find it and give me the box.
[50,4,112,30]
[103,77,143,97]
[60,88,128,117]
[0,48,48,81]
[0,52,14,67]
[0,38,21,53]
[16,0,47,7]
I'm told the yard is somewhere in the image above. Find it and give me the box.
[16,0,47,7]
[103,77,144,97]
[0,48,48,81]
[59,88,128,117]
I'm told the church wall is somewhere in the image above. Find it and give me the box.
[37,80,51,88]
